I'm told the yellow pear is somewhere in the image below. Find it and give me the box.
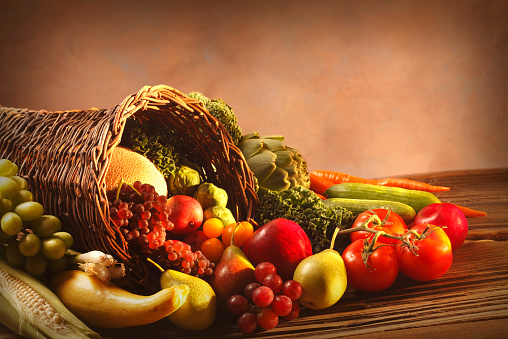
[160,269,217,331]
[293,227,347,310]
[148,259,217,331]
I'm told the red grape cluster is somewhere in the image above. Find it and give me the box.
[107,182,172,251]
[226,262,302,334]
[107,181,214,277]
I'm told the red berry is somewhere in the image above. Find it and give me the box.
[284,300,300,321]
[263,273,283,294]
[252,286,274,308]
[244,282,262,302]
[256,308,279,330]
[238,312,257,334]
[227,295,249,316]
[255,262,277,284]
[271,295,293,316]
[282,280,303,300]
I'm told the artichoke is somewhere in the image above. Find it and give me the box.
[239,132,311,192]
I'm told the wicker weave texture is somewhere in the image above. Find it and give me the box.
[0,84,258,286]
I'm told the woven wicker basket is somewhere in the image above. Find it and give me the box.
[0,84,258,290]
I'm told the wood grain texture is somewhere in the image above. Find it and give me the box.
[402,168,508,241]
[1,168,507,338]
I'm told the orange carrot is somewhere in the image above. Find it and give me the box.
[309,173,335,196]
[311,170,450,193]
[454,204,487,217]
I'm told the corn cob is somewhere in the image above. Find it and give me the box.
[0,258,100,339]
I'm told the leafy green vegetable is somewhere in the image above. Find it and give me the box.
[187,92,243,145]
[121,117,182,178]
[254,186,354,253]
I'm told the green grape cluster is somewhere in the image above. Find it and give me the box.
[0,158,74,277]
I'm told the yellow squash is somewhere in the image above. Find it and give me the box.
[50,270,189,329]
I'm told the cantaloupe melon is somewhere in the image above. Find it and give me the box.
[105,147,168,196]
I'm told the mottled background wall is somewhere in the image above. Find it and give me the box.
[1,0,507,179]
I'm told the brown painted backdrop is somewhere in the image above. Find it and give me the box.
[1,0,507,179]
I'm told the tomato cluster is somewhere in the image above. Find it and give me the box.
[341,209,454,293]
[183,219,254,264]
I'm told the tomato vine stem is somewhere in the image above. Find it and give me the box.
[333,212,444,264]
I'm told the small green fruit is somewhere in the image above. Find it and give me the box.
[40,237,66,260]
[52,231,73,249]
[31,216,59,238]
[18,233,41,257]
[25,253,47,277]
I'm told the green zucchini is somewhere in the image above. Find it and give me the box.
[323,198,416,222]
[324,183,440,213]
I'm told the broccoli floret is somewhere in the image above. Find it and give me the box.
[187,92,243,145]
[254,186,355,254]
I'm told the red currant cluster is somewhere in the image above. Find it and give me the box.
[226,262,302,334]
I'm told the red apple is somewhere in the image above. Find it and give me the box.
[413,203,468,251]
[165,195,203,236]
[242,218,312,281]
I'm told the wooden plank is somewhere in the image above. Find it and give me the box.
[75,239,508,338]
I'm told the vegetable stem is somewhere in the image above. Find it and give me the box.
[335,214,431,255]
[147,258,164,273]
[336,214,403,242]
[115,179,141,200]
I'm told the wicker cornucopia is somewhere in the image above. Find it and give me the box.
[0,84,259,290]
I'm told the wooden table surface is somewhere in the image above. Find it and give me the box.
[1,168,507,338]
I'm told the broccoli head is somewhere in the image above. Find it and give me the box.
[187,91,242,145]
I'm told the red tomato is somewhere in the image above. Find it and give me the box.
[396,223,453,281]
[351,209,408,245]
[342,239,399,292]
[413,203,468,251]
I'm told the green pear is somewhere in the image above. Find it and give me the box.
[293,227,347,310]
[208,224,256,312]
[160,269,217,331]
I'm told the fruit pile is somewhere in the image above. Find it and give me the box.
[0,85,486,338]
[185,218,254,264]
[226,262,302,334]
[106,181,215,278]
